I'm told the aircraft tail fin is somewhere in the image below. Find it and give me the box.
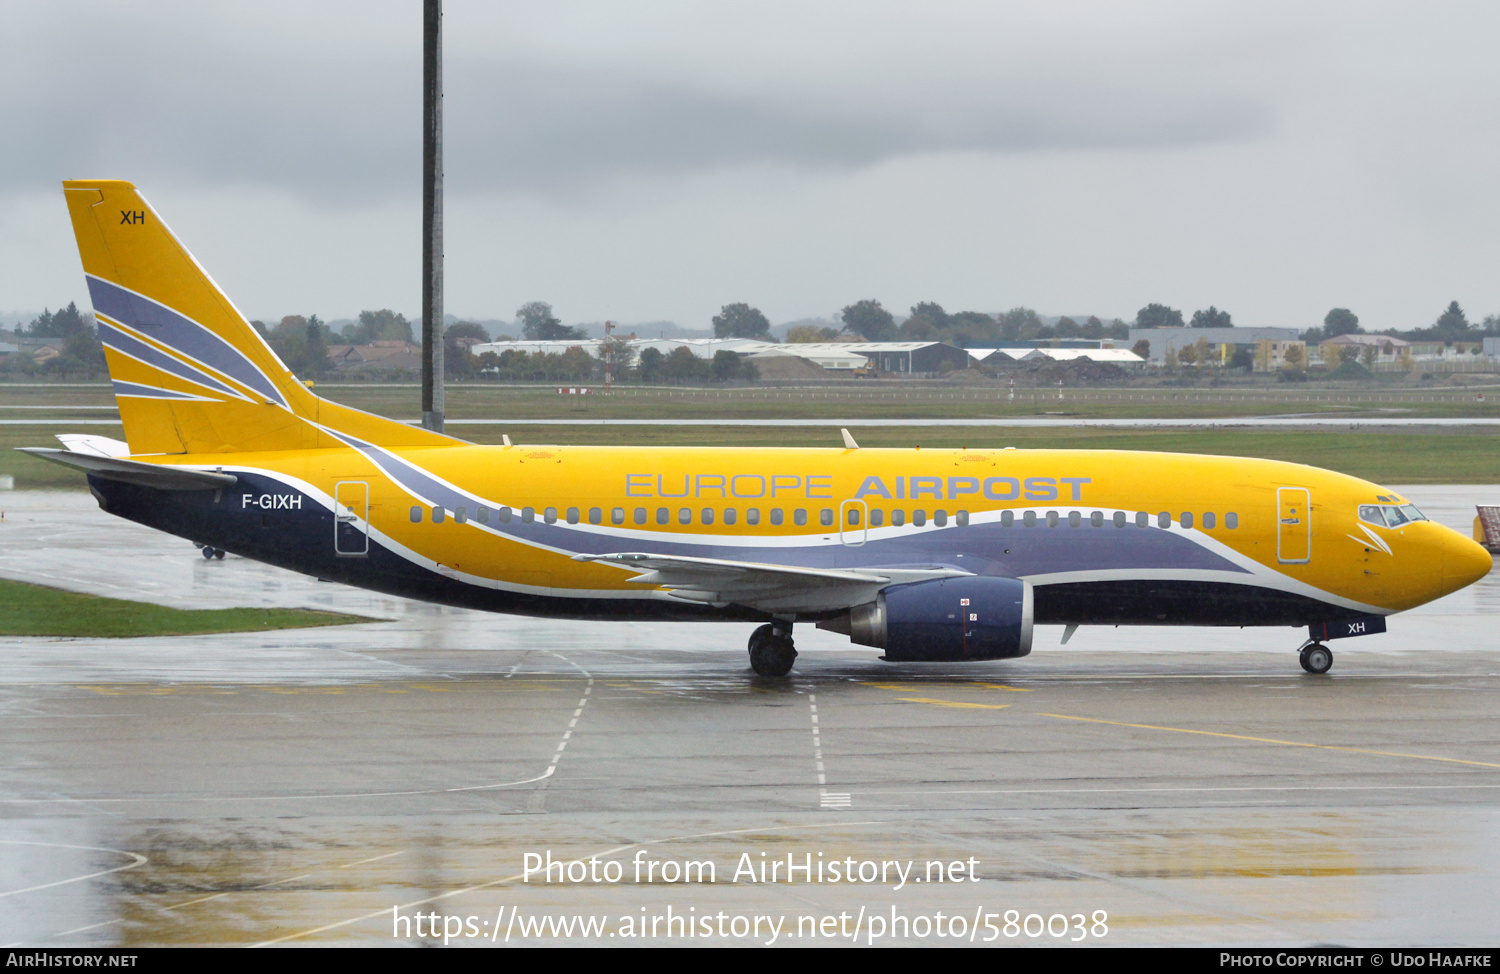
[62,180,456,456]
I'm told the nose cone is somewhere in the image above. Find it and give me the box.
[1443,530,1494,593]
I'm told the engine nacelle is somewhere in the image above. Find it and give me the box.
[830,576,1033,662]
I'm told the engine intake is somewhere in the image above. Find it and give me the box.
[824,576,1033,662]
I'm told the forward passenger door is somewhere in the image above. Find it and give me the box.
[1277,486,1311,564]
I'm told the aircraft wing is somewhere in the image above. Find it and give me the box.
[17,448,238,491]
[572,551,969,613]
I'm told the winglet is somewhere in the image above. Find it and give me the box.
[840,428,859,449]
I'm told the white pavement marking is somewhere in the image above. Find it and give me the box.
[340,851,405,869]
[0,840,147,899]
[49,851,410,941]
[809,692,847,809]
[0,769,556,805]
[528,653,595,813]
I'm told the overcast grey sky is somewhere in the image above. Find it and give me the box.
[2,1,1498,332]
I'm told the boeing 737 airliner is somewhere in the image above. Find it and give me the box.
[26,181,1492,676]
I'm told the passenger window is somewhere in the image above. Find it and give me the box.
[1091,511,1104,527]
[455,507,468,524]
[1157,512,1170,528]
[1046,511,1059,528]
[770,509,783,526]
[633,508,646,525]
[499,507,513,524]
[588,507,602,525]
[1001,509,1014,527]
[521,507,535,524]
[566,507,579,524]
[1112,511,1125,528]
[1181,512,1193,529]
[410,506,422,523]
[656,508,669,525]
[1068,511,1081,527]
[545,507,558,524]
[1226,512,1238,529]
[1203,512,1216,529]
[794,509,808,526]
[913,510,927,527]
[432,506,445,523]
[477,507,490,524]
[701,508,715,525]
[956,510,969,527]
[724,508,737,525]
[870,509,884,527]
[1023,510,1036,527]
[934,510,948,527]
[611,507,625,525]
[678,508,691,525]
[892,510,906,527]
[1135,511,1147,528]
[747,508,761,525]
[821,509,835,527]
[846,508,860,526]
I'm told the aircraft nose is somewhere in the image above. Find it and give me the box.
[1443,530,1493,592]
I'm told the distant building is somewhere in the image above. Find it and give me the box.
[469,338,970,375]
[772,342,969,374]
[968,347,1144,368]
[746,347,869,371]
[1129,327,1301,366]
[1255,338,1307,371]
[325,340,423,373]
[1318,333,1408,365]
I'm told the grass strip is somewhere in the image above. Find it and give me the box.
[0,577,379,638]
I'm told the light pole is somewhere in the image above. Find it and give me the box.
[421,0,445,433]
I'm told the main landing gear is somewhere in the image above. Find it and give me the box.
[748,622,797,677]
[1299,642,1333,674]
[196,543,225,560]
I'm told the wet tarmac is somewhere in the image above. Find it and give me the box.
[0,487,1496,947]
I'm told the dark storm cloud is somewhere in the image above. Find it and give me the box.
[446,62,1266,192]
[0,2,1269,205]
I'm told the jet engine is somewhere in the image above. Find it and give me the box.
[820,576,1033,661]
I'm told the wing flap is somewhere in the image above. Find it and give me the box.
[572,551,969,613]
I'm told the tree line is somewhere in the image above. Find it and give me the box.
[714,300,1133,346]
[1132,301,1500,344]
[0,302,106,376]
[6,293,1497,384]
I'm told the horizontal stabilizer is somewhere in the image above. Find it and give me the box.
[16,448,237,491]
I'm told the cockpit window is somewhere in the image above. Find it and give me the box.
[1359,503,1428,528]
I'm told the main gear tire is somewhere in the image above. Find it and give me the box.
[1300,643,1333,674]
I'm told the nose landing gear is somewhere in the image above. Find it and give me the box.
[1299,642,1333,674]
[748,621,797,677]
